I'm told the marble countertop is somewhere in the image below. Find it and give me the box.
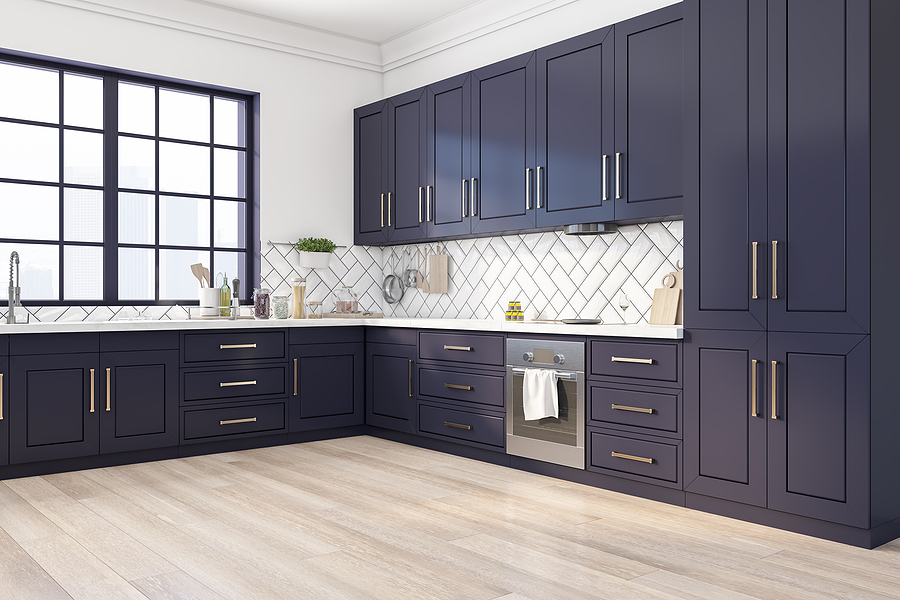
[0,316,683,339]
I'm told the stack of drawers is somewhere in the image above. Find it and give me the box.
[180,330,289,443]
[586,338,683,489]
[416,331,506,451]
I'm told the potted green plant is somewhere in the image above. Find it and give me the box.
[293,237,337,269]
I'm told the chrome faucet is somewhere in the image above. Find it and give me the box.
[8,251,21,324]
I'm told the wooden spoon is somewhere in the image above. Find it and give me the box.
[202,267,211,288]
[190,263,206,287]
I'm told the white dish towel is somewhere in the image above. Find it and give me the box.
[522,368,559,421]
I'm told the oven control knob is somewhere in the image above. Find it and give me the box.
[554,354,565,364]
[523,352,533,362]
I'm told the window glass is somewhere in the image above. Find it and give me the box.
[119,136,156,190]
[0,243,59,301]
[214,97,245,147]
[0,122,59,182]
[118,81,155,135]
[64,130,104,185]
[160,249,209,300]
[214,251,244,285]
[118,192,155,245]
[64,72,103,129]
[214,200,245,248]
[118,247,155,300]
[0,61,58,123]
[160,195,210,247]
[64,245,103,300]
[214,148,246,198]
[0,182,59,240]
[160,88,209,143]
[64,188,103,243]
[159,141,209,195]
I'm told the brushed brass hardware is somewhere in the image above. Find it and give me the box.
[427,186,433,221]
[602,155,609,201]
[752,241,759,299]
[220,417,257,425]
[611,356,654,365]
[1,373,3,420]
[444,383,474,391]
[220,343,257,349]
[751,359,760,417]
[444,345,473,351]
[418,187,424,223]
[462,179,468,217]
[611,451,653,464]
[444,421,473,430]
[772,240,779,299]
[220,380,257,388]
[471,178,477,216]
[771,360,778,419]
[106,368,111,412]
[408,359,413,397]
[526,168,533,209]
[90,368,95,413]
[615,152,623,199]
[611,404,654,414]
[536,167,543,208]
[293,358,297,396]
[380,193,384,227]
[387,192,392,226]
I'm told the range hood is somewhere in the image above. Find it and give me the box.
[564,223,618,236]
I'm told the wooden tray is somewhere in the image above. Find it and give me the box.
[322,312,383,319]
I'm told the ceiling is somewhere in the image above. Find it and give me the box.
[189,0,489,43]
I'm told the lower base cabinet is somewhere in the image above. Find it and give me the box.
[366,342,416,434]
[0,357,8,466]
[183,402,286,441]
[290,342,364,432]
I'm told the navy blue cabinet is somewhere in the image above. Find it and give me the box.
[366,341,416,434]
[387,88,428,242]
[354,100,389,245]
[290,342,364,432]
[0,356,7,467]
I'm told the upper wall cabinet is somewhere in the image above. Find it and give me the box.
[354,100,389,245]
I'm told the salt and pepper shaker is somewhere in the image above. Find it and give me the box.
[231,278,241,319]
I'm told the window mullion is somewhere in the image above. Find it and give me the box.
[102,73,119,303]
[58,69,65,303]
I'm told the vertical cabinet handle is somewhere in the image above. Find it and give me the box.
[90,368,95,413]
[380,193,385,228]
[525,168,533,209]
[106,368,111,412]
[771,360,778,419]
[536,167,543,208]
[470,178,477,216]
[387,192,392,226]
[751,359,760,417]
[751,242,759,299]
[602,155,609,201]
[293,358,298,396]
[418,187,424,223]
[772,241,779,299]
[615,152,623,199]
[461,179,468,217]
[427,186,433,222]
[408,359,413,397]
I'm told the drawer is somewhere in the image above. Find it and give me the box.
[419,332,504,367]
[183,366,286,402]
[590,385,678,433]
[418,404,504,448]
[590,340,678,382]
[589,431,678,483]
[183,330,285,363]
[419,368,504,409]
[183,402,285,440]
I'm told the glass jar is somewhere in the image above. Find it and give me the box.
[291,277,306,319]
[272,295,290,319]
[306,300,323,319]
[334,285,358,313]
[252,287,271,319]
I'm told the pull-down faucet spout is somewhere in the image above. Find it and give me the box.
[8,251,21,324]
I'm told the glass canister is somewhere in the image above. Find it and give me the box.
[272,295,290,319]
[253,287,271,319]
[306,300,323,319]
[291,277,306,319]
[334,285,358,313]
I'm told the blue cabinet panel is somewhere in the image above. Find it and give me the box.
[388,88,428,242]
[354,100,389,245]
[366,342,416,434]
[427,74,472,238]
[290,342,364,432]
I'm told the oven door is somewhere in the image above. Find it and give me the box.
[506,367,585,469]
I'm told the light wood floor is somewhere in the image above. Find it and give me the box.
[1,436,899,600]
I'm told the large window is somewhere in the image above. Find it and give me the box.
[0,53,254,304]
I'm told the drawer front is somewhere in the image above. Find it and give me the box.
[183,402,285,440]
[419,368,504,408]
[590,385,678,432]
[419,332,504,367]
[589,431,678,483]
[184,366,285,402]
[418,404,504,448]
[590,340,678,382]
[183,330,285,363]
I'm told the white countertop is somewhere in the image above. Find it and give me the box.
[0,317,682,339]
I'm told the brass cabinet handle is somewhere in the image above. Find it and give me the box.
[525,168,533,209]
[611,451,653,464]
[611,356,654,365]
[751,359,760,417]
[380,193,385,227]
[408,359,413,397]
[444,345,473,352]
[220,380,257,388]
[752,241,759,299]
[536,167,543,208]
[771,360,778,419]
[220,417,257,426]
[426,186,433,222]
[293,358,298,396]
[602,155,609,201]
[106,368,111,412]
[387,192,392,226]
[90,368,95,413]
[470,178,478,216]
[220,343,256,349]
[0,373,3,420]
[615,152,623,199]
[444,421,473,430]
[418,187,424,223]
[444,383,474,391]
[611,404,654,414]
[772,241,779,299]
[462,179,468,217]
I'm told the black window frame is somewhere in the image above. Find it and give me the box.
[0,48,258,306]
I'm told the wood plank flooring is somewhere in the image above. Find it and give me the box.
[1,435,898,599]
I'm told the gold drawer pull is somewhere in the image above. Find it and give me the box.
[444,345,473,351]
[611,404,654,414]
[220,343,257,349]
[611,356,654,365]
[444,383,474,391]
[444,421,473,430]
[90,368,95,413]
[220,380,257,388]
[220,417,257,426]
[106,368,111,411]
[611,451,654,464]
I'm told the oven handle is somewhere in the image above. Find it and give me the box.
[511,367,579,381]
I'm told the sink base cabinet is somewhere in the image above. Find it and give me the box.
[290,342,364,432]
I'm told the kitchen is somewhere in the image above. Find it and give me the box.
[1,0,899,598]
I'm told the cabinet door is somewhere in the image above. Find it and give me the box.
[388,88,428,242]
[613,4,684,221]
[0,357,7,466]
[767,0,869,334]
[684,0,768,331]
[366,342,415,434]
[290,343,364,432]
[10,353,100,464]
[354,99,389,245]
[426,73,472,238]
[684,329,767,506]
[471,52,536,234]
[100,350,179,454]
[768,332,869,527]
[536,26,614,227]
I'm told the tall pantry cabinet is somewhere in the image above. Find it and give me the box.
[683,0,900,547]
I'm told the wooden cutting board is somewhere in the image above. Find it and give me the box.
[427,252,448,294]
[649,287,681,325]
[322,312,383,318]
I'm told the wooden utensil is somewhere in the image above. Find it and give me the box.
[661,260,684,325]
[427,245,449,294]
[202,267,211,288]
[191,263,206,287]
[650,270,682,325]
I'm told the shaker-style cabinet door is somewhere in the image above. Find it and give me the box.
[290,342,364,432]
[366,342,416,434]
[387,88,428,242]
[0,357,7,467]
[354,99,389,245]
[613,4,684,222]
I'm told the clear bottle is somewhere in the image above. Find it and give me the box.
[218,273,231,317]
[291,277,306,319]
